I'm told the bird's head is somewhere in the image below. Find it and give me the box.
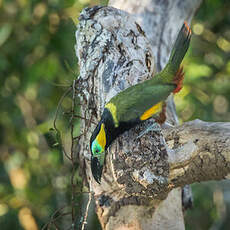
[90,122,107,184]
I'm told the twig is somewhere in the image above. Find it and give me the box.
[70,79,77,229]
[81,192,92,230]
[46,77,91,229]
[42,209,72,230]
[53,86,72,131]
[53,86,72,161]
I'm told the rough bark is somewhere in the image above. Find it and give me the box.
[163,120,230,186]
[74,1,229,229]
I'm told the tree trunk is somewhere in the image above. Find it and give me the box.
[75,1,230,229]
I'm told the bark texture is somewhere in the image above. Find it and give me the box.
[163,120,230,186]
[74,1,229,229]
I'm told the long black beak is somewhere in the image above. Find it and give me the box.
[91,157,103,184]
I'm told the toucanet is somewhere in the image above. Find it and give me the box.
[90,22,192,183]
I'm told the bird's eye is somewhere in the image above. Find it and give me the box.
[91,141,102,156]
[95,149,100,154]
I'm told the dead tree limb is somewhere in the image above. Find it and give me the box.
[163,120,230,186]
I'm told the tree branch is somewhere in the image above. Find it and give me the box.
[163,119,230,187]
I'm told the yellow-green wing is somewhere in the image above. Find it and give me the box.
[107,79,175,123]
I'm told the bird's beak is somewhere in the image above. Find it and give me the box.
[91,156,103,184]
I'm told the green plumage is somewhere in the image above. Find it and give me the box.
[108,78,175,122]
[90,22,192,183]
[107,22,191,123]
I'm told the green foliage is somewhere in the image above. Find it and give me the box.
[181,1,230,229]
[175,0,230,123]
[0,0,229,229]
[0,0,106,229]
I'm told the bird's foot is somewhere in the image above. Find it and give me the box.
[161,121,175,129]
[137,122,161,139]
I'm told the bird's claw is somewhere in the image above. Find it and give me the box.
[137,122,161,139]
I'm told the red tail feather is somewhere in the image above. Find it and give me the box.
[173,67,184,94]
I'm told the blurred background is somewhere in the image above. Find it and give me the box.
[0,0,229,229]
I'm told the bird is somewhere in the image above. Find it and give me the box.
[90,22,192,183]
